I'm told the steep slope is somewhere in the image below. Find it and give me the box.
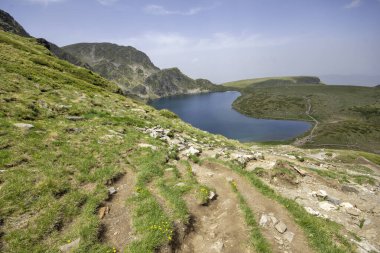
[0,9,87,68]
[63,42,220,99]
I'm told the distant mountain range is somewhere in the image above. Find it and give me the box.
[0,9,219,99]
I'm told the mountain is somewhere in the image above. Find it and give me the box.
[0,9,30,37]
[63,42,219,99]
[223,76,322,89]
[0,9,87,68]
[1,29,379,253]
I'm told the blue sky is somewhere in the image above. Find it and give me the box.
[1,0,380,84]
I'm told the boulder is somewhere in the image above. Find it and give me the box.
[346,208,361,216]
[305,207,320,216]
[340,202,354,209]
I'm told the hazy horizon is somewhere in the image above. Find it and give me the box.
[1,0,379,85]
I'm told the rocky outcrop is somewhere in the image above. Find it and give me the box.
[62,43,219,99]
[0,9,30,37]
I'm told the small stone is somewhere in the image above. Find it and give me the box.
[108,187,117,195]
[207,172,214,177]
[346,208,361,216]
[208,191,217,200]
[226,177,234,183]
[316,190,328,199]
[59,238,80,252]
[184,146,200,156]
[98,206,109,219]
[14,123,34,129]
[259,214,269,227]
[175,182,186,187]
[270,215,279,225]
[113,231,119,235]
[283,231,295,243]
[319,201,337,211]
[275,221,287,234]
[326,196,341,205]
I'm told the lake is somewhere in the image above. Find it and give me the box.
[149,91,311,142]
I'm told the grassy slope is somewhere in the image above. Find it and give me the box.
[223,76,322,89]
[0,30,235,252]
[0,30,365,253]
[224,78,380,153]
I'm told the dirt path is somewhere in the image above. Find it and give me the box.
[200,161,314,253]
[294,98,319,146]
[177,163,252,253]
[101,169,136,251]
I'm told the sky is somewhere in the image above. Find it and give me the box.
[1,0,380,84]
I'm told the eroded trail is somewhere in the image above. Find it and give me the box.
[177,163,252,253]
[101,169,136,251]
[199,161,314,253]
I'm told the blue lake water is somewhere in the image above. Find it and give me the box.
[149,91,312,142]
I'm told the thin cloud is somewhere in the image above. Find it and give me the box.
[119,32,292,54]
[143,4,215,16]
[344,0,362,9]
[25,0,65,4]
[97,0,118,6]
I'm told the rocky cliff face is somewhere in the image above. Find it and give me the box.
[63,43,218,99]
[0,9,30,37]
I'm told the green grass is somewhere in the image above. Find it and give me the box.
[230,82,380,153]
[206,158,356,253]
[229,180,272,253]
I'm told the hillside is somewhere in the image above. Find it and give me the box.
[0,9,88,68]
[63,43,220,99]
[223,76,322,89]
[1,29,380,253]
[223,77,380,154]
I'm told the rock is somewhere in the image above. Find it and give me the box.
[207,172,214,177]
[341,185,359,194]
[316,190,328,199]
[231,153,256,167]
[283,231,295,243]
[269,215,279,225]
[175,182,186,187]
[59,238,80,252]
[98,206,109,219]
[259,214,269,227]
[65,127,82,133]
[108,187,117,195]
[14,123,34,129]
[226,177,234,183]
[211,240,224,253]
[340,202,354,209]
[305,207,320,216]
[138,143,157,150]
[346,208,361,216]
[65,116,84,121]
[353,239,379,253]
[275,221,287,234]
[184,146,200,156]
[208,191,217,200]
[326,196,341,205]
[319,201,337,211]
